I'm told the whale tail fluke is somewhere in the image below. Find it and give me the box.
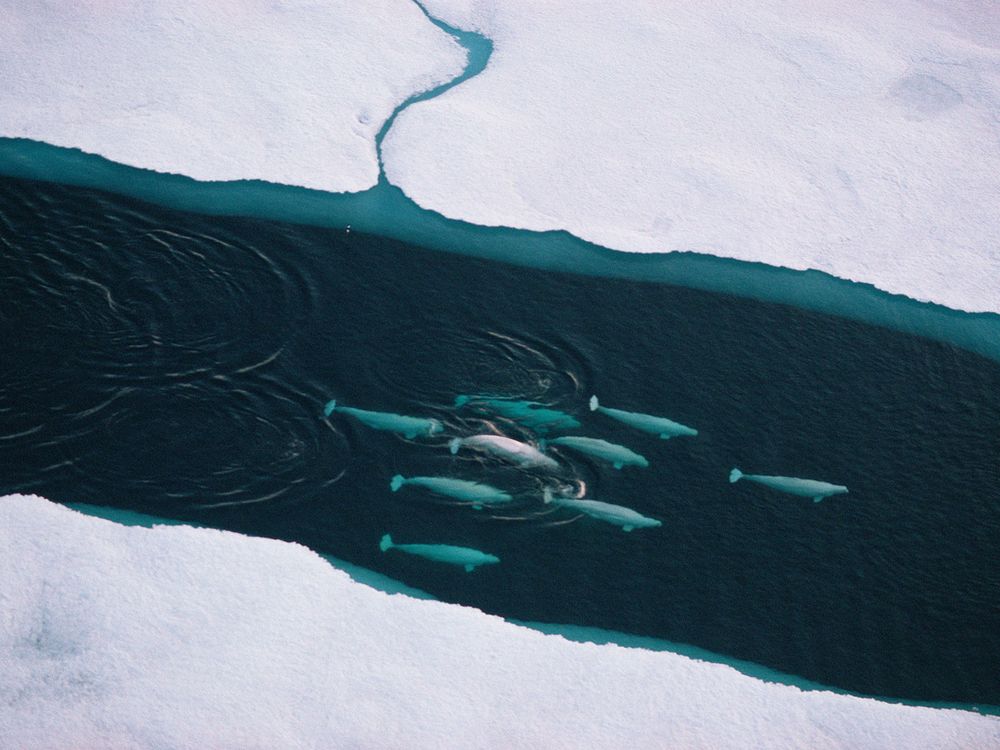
[323,399,337,418]
[589,395,599,411]
[729,468,743,483]
[379,534,394,552]
[390,475,406,492]
[454,395,470,408]
[449,437,462,455]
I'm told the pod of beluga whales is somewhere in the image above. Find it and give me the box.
[322,394,849,573]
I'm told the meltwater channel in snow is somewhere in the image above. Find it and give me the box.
[385,0,1000,314]
[0,0,466,192]
[3,495,998,750]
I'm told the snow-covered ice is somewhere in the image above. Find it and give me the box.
[2,494,997,749]
[0,0,466,193]
[384,1,1000,313]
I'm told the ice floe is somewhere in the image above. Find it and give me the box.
[2,494,997,749]
[0,0,466,192]
[384,1,1000,313]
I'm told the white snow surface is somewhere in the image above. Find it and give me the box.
[2,494,997,749]
[0,0,466,193]
[384,1,1000,313]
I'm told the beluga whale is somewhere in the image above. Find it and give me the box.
[380,534,500,572]
[589,396,697,439]
[543,489,661,532]
[729,468,848,503]
[323,399,443,439]
[449,434,560,470]
[454,395,580,434]
[540,436,649,470]
[390,474,512,509]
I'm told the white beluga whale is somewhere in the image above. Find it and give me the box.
[540,436,649,469]
[323,399,443,439]
[449,434,560,470]
[390,474,512,509]
[380,534,500,572]
[729,468,848,503]
[543,489,661,532]
[454,394,580,434]
[589,395,697,439]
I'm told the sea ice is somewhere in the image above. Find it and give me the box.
[383,1,1000,314]
[0,0,466,193]
[2,494,997,749]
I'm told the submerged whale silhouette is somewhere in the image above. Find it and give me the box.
[454,394,579,433]
[541,436,648,469]
[729,468,848,502]
[589,395,697,439]
[380,533,500,572]
[390,474,512,509]
[449,434,559,470]
[323,399,443,439]
[543,489,661,532]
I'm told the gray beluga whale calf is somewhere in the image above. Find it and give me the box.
[541,436,649,469]
[454,394,580,433]
[449,434,560,470]
[729,468,848,503]
[390,474,512,509]
[589,395,697,439]
[323,399,443,439]
[380,534,500,572]
[543,489,661,532]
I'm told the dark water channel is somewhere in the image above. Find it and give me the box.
[1,176,998,705]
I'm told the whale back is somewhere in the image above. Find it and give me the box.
[600,404,697,437]
[393,541,500,568]
[340,406,440,436]
[458,434,560,469]
[744,473,848,498]
[554,496,661,529]
[548,436,648,467]
[405,476,512,503]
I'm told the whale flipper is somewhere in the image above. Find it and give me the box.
[379,534,393,552]
[449,438,461,455]
[659,433,671,440]
[472,503,483,510]
[405,431,418,439]
[614,462,623,470]
[623,525,634,532]
[323,399,337,418]
[589,395,599,411]
[729,468,743,483]
[813,496,824,503]
[464,564,475,572]
[454,395,471,407]
[390,475,405,492]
